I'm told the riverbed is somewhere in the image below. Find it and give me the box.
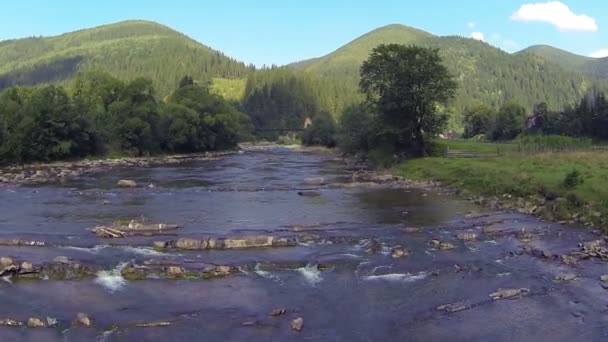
[0,145,607,341]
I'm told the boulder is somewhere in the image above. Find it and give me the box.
[429,239,455,250]
[26,317,46,328]
[20,261,34,272]
[0,318,23,326]
[167,266,185,277]
[74,312,92,327]
[0,257,13,267]
[53,256,70,264]
[153,241,168,249]
[117,179,137,187]
[291,317,304,332]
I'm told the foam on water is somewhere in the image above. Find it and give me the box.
[94,262,129,292]
[119,246,167,256]
[63,245,110,254]
[296,264,323,285]
[362,271,428,282]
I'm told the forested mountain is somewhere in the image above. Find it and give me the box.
[291,24,608,124]
[517,45,608,80]
[0,20,254,96]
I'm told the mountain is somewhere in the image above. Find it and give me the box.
[0,20,253,96]
[291,24,608,124]
[517,45,608,80]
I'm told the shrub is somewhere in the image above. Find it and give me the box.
[563,169,584,190]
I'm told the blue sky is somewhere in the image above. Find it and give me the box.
[0,0,606,66]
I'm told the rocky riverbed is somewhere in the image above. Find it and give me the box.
[1,145,608,341]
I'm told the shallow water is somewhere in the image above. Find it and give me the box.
[1,146,607,341]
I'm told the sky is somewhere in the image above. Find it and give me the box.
[0,0,606,66]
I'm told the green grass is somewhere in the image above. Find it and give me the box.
[435,139,515,154]
[394,150,608,228]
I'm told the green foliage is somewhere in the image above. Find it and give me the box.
[519,45,608,80]
[515,135,592,154]
[488,103,526,141]
[463,104,494,138]
[563,169,584,190]
[302,112,336,147]
[0,71,250,164]
[0,20,254,96]
[360,44,457,156]
[336,104,374,154]
[292,24,608,118]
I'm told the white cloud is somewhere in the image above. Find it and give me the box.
[467,21,476,28]
[511,1,598,32]
[471,32,485,41]
[589,49,608,58]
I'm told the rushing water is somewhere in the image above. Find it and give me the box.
[0,146,607,341]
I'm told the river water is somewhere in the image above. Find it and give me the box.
[0,145,607,341]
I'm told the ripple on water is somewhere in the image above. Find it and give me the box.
[362,271,428,282]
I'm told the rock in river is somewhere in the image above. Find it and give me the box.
[297,190,321,197]
[117,179,137,187]
[291,317,304,332]
[489,288,529,300]
[26,317,46,328]
[73,312,93,327]
[391,245,409,258]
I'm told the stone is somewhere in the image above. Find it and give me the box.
[436,302,468,313]
[517,229,533,243]
[554,273,577,282]
[297,191,321,197]
[291,317,304,332]
[270,308,286,317]
[175,238,206,250]
[26,317,46,328]
[429,239,455,250]
[601,275,608,282]
[117,179,137,187]
[560,255,578,265]
[456,232,477,241]
[74,312,92,327]
[167,266,185,277]
[20,261,34,272]
[53,256,70,264]
[46,317,58,327]
[0,257,13,267]
[0,318,23,326]
[303,177,324,186]
[153,241,168,249]
[225,236,274,249]
[391,245,409,258]
[207,238,225,249]
[489,288,529,300]
[402,227,421,233]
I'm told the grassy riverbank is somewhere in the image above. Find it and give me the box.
[393,145,608,230]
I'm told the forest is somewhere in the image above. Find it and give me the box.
[0,72,250,163]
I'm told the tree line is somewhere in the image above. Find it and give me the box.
[0,72,250,164]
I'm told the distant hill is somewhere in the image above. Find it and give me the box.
[291,24,608,122]
[0,20,253,96]
[517,45,608,80]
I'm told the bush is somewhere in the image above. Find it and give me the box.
[302,112,336,147]
[563,169,584,190]
[336,104,373,153]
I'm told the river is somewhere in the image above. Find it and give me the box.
[0,145,607,341]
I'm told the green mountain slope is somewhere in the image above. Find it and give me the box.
[0,20,253,96]
[517,45,608,79]
[291,24,608,121]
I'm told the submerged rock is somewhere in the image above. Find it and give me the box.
[402,227,421,233]
[554,273,577,282]
[171,235,296,251]
[489,288,529,300]
[436,302,468,313]
[456,232,477,241]
[291,317,304,332]
[429,239,455,250]
[117,179,137,187]
[270,308,286,317]
[391,245,409,258]
[297,190,321,197]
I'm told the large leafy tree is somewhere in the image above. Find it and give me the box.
[359,44,457,156]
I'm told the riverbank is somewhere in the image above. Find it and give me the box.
[392,151,608,232]
[0,150,238,185]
